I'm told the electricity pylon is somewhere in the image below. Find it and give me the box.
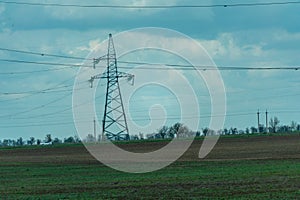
[89,34,134,141]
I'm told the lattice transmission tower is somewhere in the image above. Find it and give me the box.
[89,34,134,141]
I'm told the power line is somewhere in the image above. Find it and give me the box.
[0,92,72,119]
[1,110,299,128]
[7,93,106,120]
[0,74,80,102]
[0,1,299,8]
[0,120,81,128]
[0,47,89,61]
[6,86,300,120]
[0,69,72,75]
[118,61,300,71]
[0,66,75,75]
[0,73,83,96]
[0,85,72,95]
[1,58,299,71]
[0,58,87,68]
[1,78,299,119]
[1,47,300,71]
[0,83,86,96]
[0,113,256,128]
[0,114,250,128]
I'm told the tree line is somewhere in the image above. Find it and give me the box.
[0,134,81,147]
[0,116,299,146]
[145,117,300,140]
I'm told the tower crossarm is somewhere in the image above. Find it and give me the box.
[89,72,134,88]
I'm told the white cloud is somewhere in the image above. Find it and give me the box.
[272,29,300,41]
[200,33,266,62]
[76,39,101,52]
[43,0,179,20]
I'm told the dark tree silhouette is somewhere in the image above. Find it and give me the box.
[269,117,280,133]
[158,126,169,139]
[45,134,52,143]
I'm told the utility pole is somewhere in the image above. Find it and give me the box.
[89,34,134,141]
[93,117,96,142]
[265,110,268,133]
[257,110,260,133]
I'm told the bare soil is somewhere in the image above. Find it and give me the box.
[1,135,299,164]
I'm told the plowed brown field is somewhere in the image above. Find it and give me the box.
[0,135,299,199]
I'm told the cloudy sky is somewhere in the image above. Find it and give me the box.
[0,0,299,141]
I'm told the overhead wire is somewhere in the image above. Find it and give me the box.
[6,93,106,120]
[0,1,299,8]
[119,60,300,70]
[0,58,87,68]
[0,92,72,118]
[0,47,89,61]
[0,49,298,120]
[1,47,300,71]
[0,66,76,75]
[1,58,299,71]
[1,65,299,117]
[0,82,87,95]
[0,73,79,102]
[5,87,300,121]
[1,109,299,128]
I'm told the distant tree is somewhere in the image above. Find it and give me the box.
[195,131,201,137]
[173,123,183,132]
[12,139,17,146]
[131,135,139,140]
[27,137,35,145]
[223,128,229,135]
[146,133,154,140]
[245,127,250,134]
[139,132,144,140]
[3,139,9,146]
[269,117,280,133]
[158,125,169,139]
[45,134,52,143]
[64,136,75,143]
[27,140,31,145]
[297,124,300,131]
[202,128,209,136]
[16,137,24,146]
[177,125,191,138]
[53,138,61,144]
[230,127,238,135]
[250,127,257,134]
[37,139,41,145]
[167,128,174,138]
[169,123,183,138]
[30,137,35,145]
[278,125,291,133]
[291,121,297,132]
[74,135,81,143]
[233,128,238,135]
[168,123,182,138]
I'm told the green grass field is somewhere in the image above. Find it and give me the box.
[1,134,299,199]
